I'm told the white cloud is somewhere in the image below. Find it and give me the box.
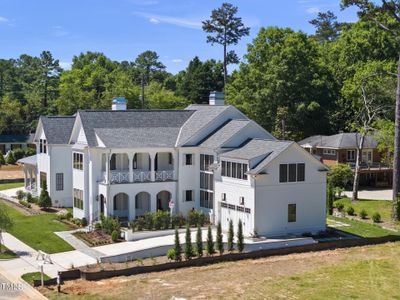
[133,12,202,29]
[306,7,320,14]
[59,62,72,70]
[0,16,9,23]
[171,59,183,63]
[149,17,160,24]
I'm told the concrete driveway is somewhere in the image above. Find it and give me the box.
[343,189,392,201]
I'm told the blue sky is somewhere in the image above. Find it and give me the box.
[0,0,358,73]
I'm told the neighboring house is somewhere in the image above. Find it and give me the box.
[0,134,35,154]
[299,133,392,187]
[19,94,328,237]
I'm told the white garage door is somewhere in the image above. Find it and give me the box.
[219,203,253,236]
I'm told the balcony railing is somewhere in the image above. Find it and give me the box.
[347,162,391,170]
[105,170,175,184]
[155,170,174,182]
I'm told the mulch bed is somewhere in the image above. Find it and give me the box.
[73,230,115,247]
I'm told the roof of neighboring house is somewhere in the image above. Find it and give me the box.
[221,139,293,161]
[198,119,251,149]
[17,154,37,165]
[94,127,181,148]
[298,133,378,149]
[0,134,34,143]
[177,105,234,146]
[78,109,195,147]
[40,116,76,144]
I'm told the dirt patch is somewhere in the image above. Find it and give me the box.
[40,242,400,300]
[0,165,23,180]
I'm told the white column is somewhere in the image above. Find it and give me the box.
[106,153,110,184]
[128,153,133,183]
[150,152,156,182]
[29,168,33,189]
[23,167,28,189]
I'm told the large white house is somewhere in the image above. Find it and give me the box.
[19,93,328,237]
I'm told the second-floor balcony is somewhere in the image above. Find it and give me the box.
[102,151,176,184]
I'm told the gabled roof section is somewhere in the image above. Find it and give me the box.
[78,109,194,147]
[221,139,293,161]
[94,127,181,148]
[40,116,76,144]
[198,119,251,149]
[298,133,378,149]
[177,105,233,146]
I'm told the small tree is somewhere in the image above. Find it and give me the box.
[38,181,52,210]
[5,151,15,165]
[0,152,5,168]
[206,225,215,256]
[216,222,224,255]
[196,224,203,258]
[0,207,13,253]
[227,219,234,252]
[237,219,244,253]
[174,227,182,262]
[184,224,194,260]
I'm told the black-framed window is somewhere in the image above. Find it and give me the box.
[185,154,193,165]
[56,173,64,191]
[288,204,296,222]
[73,152,83,170]
[200,154,214,171]
[73,188,83,210]
[200,190,213,209]
[280,164,305,183]
[185,190,193,201]
[221,160,248,180]
[39,139,47,154]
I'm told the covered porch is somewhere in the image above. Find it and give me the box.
[17,155,38,195]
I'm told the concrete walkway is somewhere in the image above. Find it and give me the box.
[54,231,104,260]
[343,189,392,201]
[0,186,24,200]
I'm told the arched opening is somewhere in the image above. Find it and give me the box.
[157,190,171,211]
[110,153,129,171]
[135,192,151,218]
[155,152,173,171]
[113,193,129,219]
[133,153,150,171]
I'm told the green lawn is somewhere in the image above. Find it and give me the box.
[21,272,51,286]
[329,216,400,238]
[334,197,393,222]
[0,244,17,259]
[0,201,74,253]
[0,182,24,191]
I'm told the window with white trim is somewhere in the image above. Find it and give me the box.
[55,173,64,191]
[184,154,193,165]
[73,189,83,210]
[221,160,248,180]
[279,163,305,183]
[73,152,83,170]
[347,150,356,161]
[200,154,214,209]
[323,149,336,156]
[185,190,193,202]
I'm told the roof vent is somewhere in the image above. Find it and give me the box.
[112,97,127,111]
[209,91,224,106]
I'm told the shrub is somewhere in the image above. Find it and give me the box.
[237,219,244,253]
[66,211,73,219]
[206,225,215,256]
[25,147,36,157]
[346,206,355,216]
[188,210,207,227]
[111,230,119,242]
[328,163,353,190]
[196,224,203,258]
[227,219,234,252]
[143,212,154,230]
[94,222,102,230]
[19,200,31,208]
[26,193,34,203]
[184,224,194,260]
[100,215,120,235]
[5,151,16,164]
[81,217,88,227]
[335,202,344,212]
[13,148,25,161]
[16,190,26,201]
[38,181,52,209]
[167,248,175,261]
[216,222,224,255]
[326,183,334,215]
[71,218,82,226]
[174,227,182,262]
[372,212,381,223]
[171,213,185,228]
[359,209,368,219]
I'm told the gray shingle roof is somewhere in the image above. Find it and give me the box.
[40,116,76,144]
[17,154,37,165]
[177,105,232,146]
[78,109,195,147]
[221,139,293,161]
[298,133,378,149]
[95,127,181,148]
[199,119,251,149]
